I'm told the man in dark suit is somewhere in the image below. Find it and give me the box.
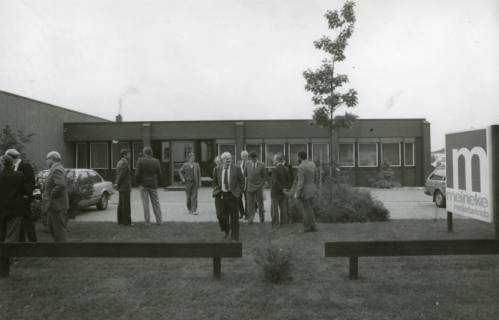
[245,151,267,224]
[135,146,162,225]
[5,149,36,242]
[237,150,249,219]
[212,152,244,241]
[294,151,318,232]
[0,155,28,243]
[179,152,201,215]
[115,148,132,226]
[42,151,69,242]
[271,153,289,226]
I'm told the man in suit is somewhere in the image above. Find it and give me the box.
[179,152,201,215]
[212,156,224,232]
[42,151,69,242]
[237,150,249,219]
[294,151,318,232]
[5,149,36,242]
[135,146,163,225]
[0,155,28,243]
[245,151,266,224]
[212,152,244,241]
[271,153,290,226]
[115,148,132,226]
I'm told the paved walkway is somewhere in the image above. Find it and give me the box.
[75,187,454,222]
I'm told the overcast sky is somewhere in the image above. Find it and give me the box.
[1,0,498,149]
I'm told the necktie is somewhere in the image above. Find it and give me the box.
[223,167,229,190]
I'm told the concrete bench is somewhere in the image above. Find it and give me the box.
[325,239,499,279]
[0,242,242,279]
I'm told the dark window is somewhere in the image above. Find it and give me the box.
[382,143,401,166]
[404,143,415,166]
[90,143,109,169]
[338,143,354,167]
[76,143,88,168]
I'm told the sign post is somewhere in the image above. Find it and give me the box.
[445,125,498,238]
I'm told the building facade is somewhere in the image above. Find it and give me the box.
[64,118,431,187]
[0,91,109,170]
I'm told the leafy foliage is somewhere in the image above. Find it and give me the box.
[0,125,34,155]
[369,161,402,188]
[289,178,390,223]
[303,1,358,168]
[255,245,293,284]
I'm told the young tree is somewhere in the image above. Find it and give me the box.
[303,1,358,176]
[0,125,35,155]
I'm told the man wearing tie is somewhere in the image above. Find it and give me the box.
[212,152,244,241]
[237,150,249,219]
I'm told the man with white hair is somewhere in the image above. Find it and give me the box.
[212,152,244,241]
[5,149,36,242]
[42,151,69,241]
[237,150,249,219]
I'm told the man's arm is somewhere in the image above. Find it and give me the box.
[178,163,186,183]
[135,159,142,185]
[196,163,202,187]
[294,166,305,199]
[50,168,67,199]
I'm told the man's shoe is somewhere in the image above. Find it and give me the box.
[192,211,199,215]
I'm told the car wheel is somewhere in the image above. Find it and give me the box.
[97,193,109,210]
[434,190,446,208]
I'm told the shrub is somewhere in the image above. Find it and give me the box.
[255,245,293,284]
[288,180,390,223]
[369,161,402,188]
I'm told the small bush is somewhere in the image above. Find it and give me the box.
[369,161,401,188]
[288,181,390,223]
[255,245,293,284]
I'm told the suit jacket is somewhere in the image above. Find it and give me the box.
[271,163,289,198]
[42,162,69,212]
[245,160,267,192]
[115,157,132,192]
[0,169,27,219]
[213,164,244,198]
[295,160,317,200]
[179,162,201,186]
[16,160,35,214]
[135,156,161,189]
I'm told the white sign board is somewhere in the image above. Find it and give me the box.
[445,126,497,223]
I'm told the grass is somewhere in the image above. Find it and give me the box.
[1,219,499,320]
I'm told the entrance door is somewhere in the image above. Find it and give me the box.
[171,141,194,185]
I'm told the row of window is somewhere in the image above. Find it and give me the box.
[338,142,415,167]
[76,141,415,169]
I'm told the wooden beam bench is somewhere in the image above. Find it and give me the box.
[325,239,499,279]
[0,242,242,279]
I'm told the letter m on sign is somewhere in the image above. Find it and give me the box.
[452,147,488,194]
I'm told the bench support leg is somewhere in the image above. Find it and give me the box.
[349,257,358,280]
[447,211,453,233]
[213,257,221,279]
[0,257,10,278]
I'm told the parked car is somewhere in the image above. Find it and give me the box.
[424,167,446,208]
[33,169,114,222]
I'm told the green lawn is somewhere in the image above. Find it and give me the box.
[1,219,499,320]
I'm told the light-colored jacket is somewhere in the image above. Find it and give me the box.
[179,162,201,186]
[294,160,317,200]
[42,162,69,212]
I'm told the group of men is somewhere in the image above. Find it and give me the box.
[210,149,318,241]
[0,149,68,243]
[115,146,163,226]
[116,146,319,242]
[0,144,318,245]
